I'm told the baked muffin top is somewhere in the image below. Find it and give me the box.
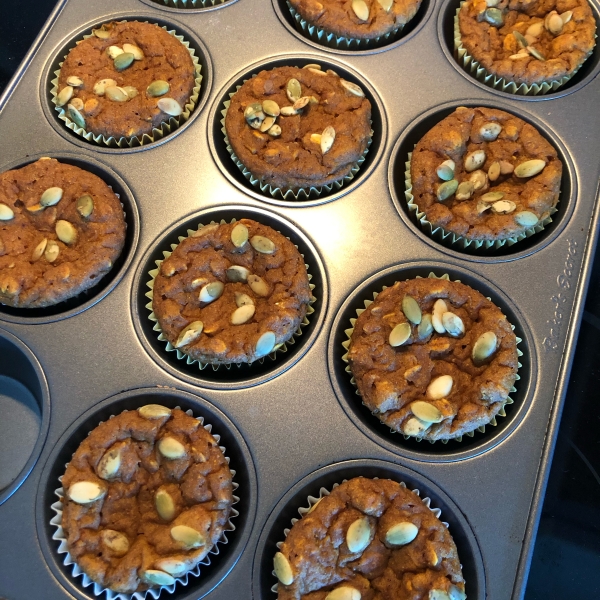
[57,21,196,140]
[61,406,233,593]
[274,477,466,600]
[152,219,313,365]
[458,0,596,86]
[410,106,562,242]
[0,158,126,308]
[224,65,372,190]
[347,277,519,441]
[288,0,423,40]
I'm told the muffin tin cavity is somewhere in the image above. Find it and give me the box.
[0,153,139,324]
[139,0,237,12]
[272,0,434,54]
[41,14,212,153]
[0,328,50,505]
[252,460,486,599]
[208,56,386,207]
[389,101,576,261]
[35,387,256,600]
[328,263,535,461]
[132,205,327,389]
[438,0,600,99]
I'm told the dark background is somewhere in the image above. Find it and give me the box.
[1,0,599,597]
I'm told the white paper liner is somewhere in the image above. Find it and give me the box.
[50,406,240,600]
[453,1,594,95]
[271,478,456,595]
[50,21,203,148]
[405,151,557,250]
[151,0,229,7]
[221,69,372,201]
[286,1,406,50]
[145,219,317,371]
[341,272,523,444]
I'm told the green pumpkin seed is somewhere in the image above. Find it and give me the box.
[418,314,433,339]
[123,86,138,99]
[385,522,419,546]
[92,27,111,39]
[480,122,502,141]
[321,126,335,154]
[250,235,275,254]
[436,159,455,181]
[93,78,117,96]
[513,31,528,48]
[114,52,134,71]
[464,150,486,172]
[472,331,498,365]
[0,204,15,221]
[484,7,504,26]
[157,98,183,117]
[437,179,458,201]
[147,80,170,97]
[262,100,280,117]
[66,76,84,88]
[488,161,501,182]
[56,86,74,107]
[352,0,369,20]
[514,159,546,178]
[514,211,539,228]
[55,220,77,245]
[67,104,86,129]
[260,116,276,133]
[268,124,282,137]
[44,240,59,262]
[40,187,63,207]
[402,295,422,325]
[455,181,474,201]
[175,321,203,348]
[286,78,301,102]
[123,43,144,60]
[411,401,443,424]
[256,331,276,357]
[76,195,94,218]
[389,322,411,347]
[199,281,224,304]
[105,86,129,102]
[480,191,504,202]
[231,223,249,247]
[527,46,546,61]
[142,570,176,587]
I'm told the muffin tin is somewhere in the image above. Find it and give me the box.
[1,0,599,598]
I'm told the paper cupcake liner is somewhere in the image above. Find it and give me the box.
[145,219,317,371]
[341,272,523,444]
[270,478,450,595]
[50,407,240,600]
[50,21,203,148]
[286,1,405,50]
[220,72,372,201]
[150,0,229,8]
[405,152,557,251]
[453,1,592,95]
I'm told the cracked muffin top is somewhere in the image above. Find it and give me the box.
[347,277,519,441]
[61,406,233,593]
[274,477,466,600]
[458,0,596,86]
[224,65,372,190]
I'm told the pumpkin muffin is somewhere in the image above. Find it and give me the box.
[56,21,197,140]
[409,106,562,243]
[274,477,466,600]
[458,0,596,88]
[152,219,313,365]
[0,158,126,308]
[224,65,372,190]
[60,406,234,593]
[347,276,519,441]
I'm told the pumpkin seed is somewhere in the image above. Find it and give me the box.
[418,314,433,339]
[147,80,170,97]
[455,181,474,201]
[481,191,504,202]
[509,52,530,60]
[92,27,111,39]
[158,437,186,459]
[142,570,176,587]
[105,86,129,102]
[123,43,144,60]
[472,331,498,364]
[499,160,514,175]
[411,400,443,423]
[55,220,77,245]
[491,200,516,214]
[235,292,254,308]
[268,124,282,137]
[262,100,280,116]
[484,7,504,26]
[480,122,502,141]
[231,304,255,325]
[449,585,467,600]
[227,265,250,282]
[346,517,372,553]
[40,187,63,207]
[138,405,172,420]
[0,202,14,221]
[432,299,447,333]
[93,78,117,96]
[157,98,183,117]
[32,239,48,261]
[122,86,138,99]
[256,331,276,357]
[155,488,176,521]
[340,79,365,97]
[469,170,488,191]
[175,321,203,348]
[56,86,74,107]
[429,590,451,600]
[485,0,499,5]
[325,588,361,600]
[310,133,322,144]
[514,210,539,227]
[464,149,486,172]
[436,159,456,181]
[114,52,134,71]
[293,96,311,111]
[514,159,546,177]
[274,552,294,585]
[106,45,124,59]
[321,126,335,154]
[352,0,369,20]
[101,530,129,555]
[560,10,573,24]
[403,417,429,436]
[546,12,564,34]
[389,322,411,347]
[441,312,465,337]
[26,203,44,214]
[308,67,328,77]
[67,104,86,128]
[250,235,275,254]
[68,481,106,504]
[402,295,421,325]
[155,558,191,577]
[260,116,276,133]
[477,201,492,214]
[44,240,59,262]
[303,63,322,70]
[377,0,393,11]
[526,22,544,37]
[527,46,546,60]
[385,522,419,546]
[170,525,205,549]
[97,447,121,480]
[76,194,94,218]
[286,78,301,102]
[70,98,84,111]
[513,31,528,48]
[280,106,298,116]
[427,374,453,400]
[437,179,458,201]
[488,161,501,181]
[231,223,249,247]
[248,274,269,296]
[199,281,224,304]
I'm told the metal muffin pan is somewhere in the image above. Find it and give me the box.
[0,0,599,599]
